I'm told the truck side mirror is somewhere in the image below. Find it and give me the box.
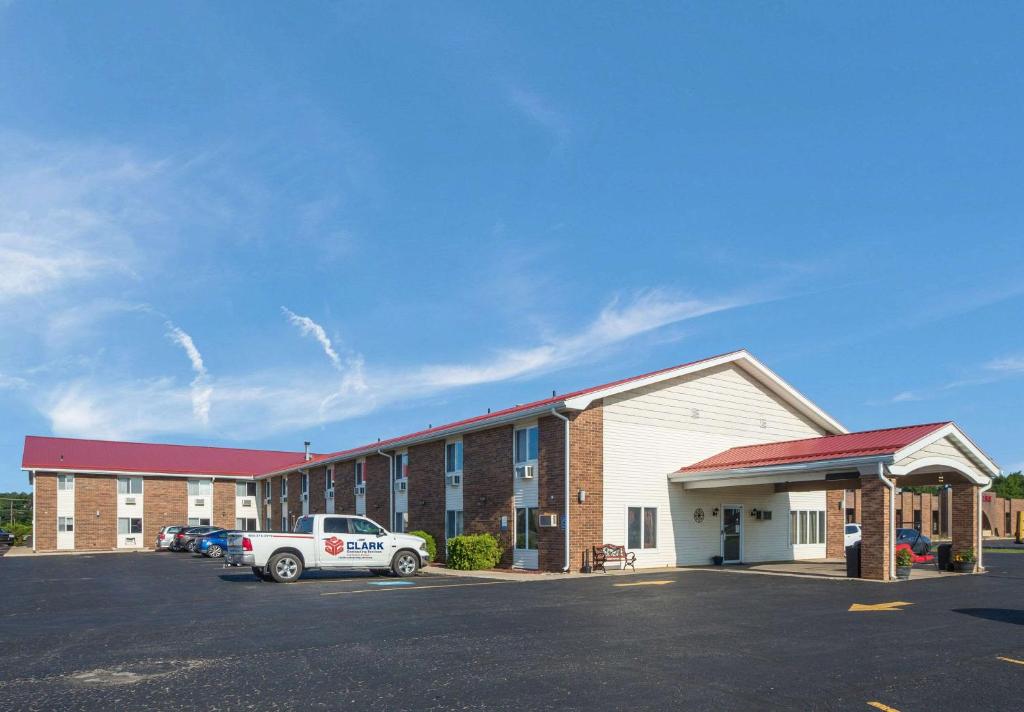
[376,530,386,537]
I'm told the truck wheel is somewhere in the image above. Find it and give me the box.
[392,550,419,577]
[268,552,304,583]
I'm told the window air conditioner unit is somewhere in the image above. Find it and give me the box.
[757,510,772,521]
[446,473,462,487]
[394,478,408,493]
[539,513,558,528]
[242,500,252,508]
[326,489,335,499]
[194,498,205,507]
[125,497,136,506]
[515,465,535,479]
[354,484,366,496]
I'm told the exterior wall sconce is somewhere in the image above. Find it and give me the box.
[750,508,760,518]
[712,507,719,517]
[578,490,586,503]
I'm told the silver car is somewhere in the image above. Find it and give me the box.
[155,525,186,550]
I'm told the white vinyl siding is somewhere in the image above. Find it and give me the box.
[117,477,145,548]
[603,363,830,568]
[895,435,988,480]
[512,424,539,569]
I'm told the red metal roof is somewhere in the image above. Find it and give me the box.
[675,422,951,474]
[22,436,311,478]
[290,350,748,473]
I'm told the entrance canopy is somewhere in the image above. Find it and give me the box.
[668,422,997,489]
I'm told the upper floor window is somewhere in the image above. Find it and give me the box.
[187,479,212,497]
[301,473,309,495]
[445,441,463,474]
[514,426,539,465]
[393,453,409,481]
[236,481,257,497]
[355,461,365,486]
[57,474,74,491]
[280,477,288,498]
[117,476,143,495]
[264,482,273,501]
[325,466,334,492]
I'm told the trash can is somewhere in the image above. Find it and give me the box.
[845,541,861,578]
[936,543,952,572]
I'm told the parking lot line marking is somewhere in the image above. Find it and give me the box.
[369,580,415,586]
[866,701,901,712]
[613,580,674,587]
[849,601,913,612]
[996,656,1024,666]
[320,581,508,596]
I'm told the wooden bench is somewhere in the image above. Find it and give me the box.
[592,544,636,572]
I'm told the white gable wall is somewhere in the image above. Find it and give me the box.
[603,363,829,567]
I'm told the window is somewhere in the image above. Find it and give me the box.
[354,461,365,485]
[393,453,409,481]
[187,479,212,497]
[350,518,382,536]
[895,509,902,527]
[265,515,272,531]
[118,518,142,534]
[1006,511,1012,537]
[265,483,273,501]
[117,477,143,495]
[293,516,314,534]
[323,517,349,534]
[627,507,658,549]
[235,518,258,531]
[514,426,539,464]
[280,477,288,498]
[58,516,74,532]
[236,481,257,498]
[58,474,74,491]
[446,510,464,539]
[301,473,309,495]
[445,441,463,474]
[281,514,288,531]
[515,507,539,550]
[326,466,335,492]
[394,511,409,533]
[790,510,825,545]
[188,517,211,527]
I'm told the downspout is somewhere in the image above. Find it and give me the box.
[377,450,394,531]
[978,478,993,572]
[30,471,36,553]
[550,408,571,573]
[877,462,896,581]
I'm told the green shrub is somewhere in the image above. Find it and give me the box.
[446,533,502,570]
[408,530,437,561]
[3,522,32,546]
[895,547,913,567]
[953,549,976,563]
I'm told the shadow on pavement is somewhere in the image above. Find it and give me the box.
[952,608,1024,625]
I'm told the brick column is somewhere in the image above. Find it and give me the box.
[308,465,327,515]
[463,425,514,567]
[826,490,845,559]
[269,476,282,530]
[365,455,391,529]
[859,475,891,581]
[213,480,235,529]
[951,483,979,564]
[408,440,446,557]
[335,460,356,515]
[34,473,57,551]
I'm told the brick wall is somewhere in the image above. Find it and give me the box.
[825,490,845,558]
[463,424,514,567]
[569,403,604,572]
[951,483,978,560]
[537,415,566,571]
[408,440,446,559]
[309,465,327,515]
[859,475,890,580]
[74,474,116,551]
[213,480,235,529]
[270,476,282,530]
[286,472,302,529]
[335,460,356,514]
[144,477,187,545]
[365,454,390,528]
[33,472,57,551]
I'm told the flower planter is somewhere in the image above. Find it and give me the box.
[895,565,912,580]
[953,561,976,574]
[711,555,724,566]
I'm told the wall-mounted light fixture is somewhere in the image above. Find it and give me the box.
[578,490,586,503]
[750,508,760,518]
[712,507,719,517]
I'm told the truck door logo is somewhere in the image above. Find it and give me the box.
[324,536,345,556]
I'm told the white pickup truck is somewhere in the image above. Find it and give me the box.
[225,513,431,583]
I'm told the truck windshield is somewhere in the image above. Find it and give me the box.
[293,517,314,534]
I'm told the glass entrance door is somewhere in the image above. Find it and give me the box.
[722,506,742,563]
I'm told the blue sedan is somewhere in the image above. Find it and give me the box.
[196,529,234,558]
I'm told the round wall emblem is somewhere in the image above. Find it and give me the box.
[693,507,705,523]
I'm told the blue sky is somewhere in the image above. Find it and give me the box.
[1,3,1022,491]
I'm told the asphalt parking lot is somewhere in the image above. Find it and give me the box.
[1,552,1022,711]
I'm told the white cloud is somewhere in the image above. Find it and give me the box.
[507,86,570,144]
[40,289,752,441]
[0,373,29,390]
[890,391,922,403]
[166,323,212,426]
[281,307,343,370]
[985,356,1024,373]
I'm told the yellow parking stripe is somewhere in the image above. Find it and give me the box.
[613,580,674,587]
[320,581,508,596]
[997,656,1024,666]
[867,701,901,712]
